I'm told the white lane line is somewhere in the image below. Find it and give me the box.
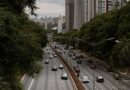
[21,74,27,83]
[28,78,34,90]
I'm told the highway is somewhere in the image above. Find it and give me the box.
[57,44,130,90]
[22,46,73,90]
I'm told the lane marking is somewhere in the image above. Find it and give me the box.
[21,74,26,83]
[28,78,34,90]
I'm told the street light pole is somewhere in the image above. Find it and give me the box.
[92,44,95,90]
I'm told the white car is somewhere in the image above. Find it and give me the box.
[96,76,104,83]
[59,64,63,69]
[81,76,90,83]
[50,55,53,58]
[61,73,68,80]
[52,65,57,71]
[53,54,57,57]
[45,59,49,64]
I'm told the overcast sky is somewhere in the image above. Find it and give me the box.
[33,0,65,18]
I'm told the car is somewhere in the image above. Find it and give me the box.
[88,60,93,64]
[96,76,104,83]
[77,60,82,64]
[53,54,57,57]
[57,50,62,54]
[47,52,50,54]
[72,56,76,60]
[59,64,64,69]
[79,55,84,58]
[81,76,90,83]
[61,73,68,80]
[52,53,55,55]
[73,65,78,71]
[68,53,72,57]
[50,55,53,58]
[90,65,96,69]
[45,59,49,64]
[113,74,120,80]
[59,51,62,54]
[52,66,57,71]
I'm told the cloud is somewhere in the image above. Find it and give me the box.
[34,0,65,17]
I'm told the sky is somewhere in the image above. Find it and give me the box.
[33,0,65,18]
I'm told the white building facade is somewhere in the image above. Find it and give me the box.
[58,16,65,33]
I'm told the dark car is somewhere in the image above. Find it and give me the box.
[78,55,84,58]
[73,65,78,71]
[90,65,96,69]
[88,60,93,64]
[96,76,104,83]
[77,60,82,64]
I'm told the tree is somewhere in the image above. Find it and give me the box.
[0,7,47,90]
[0,0,37,14]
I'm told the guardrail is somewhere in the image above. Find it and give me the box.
[49,43,85,90]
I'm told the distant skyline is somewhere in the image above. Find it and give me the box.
[28,0,65,18]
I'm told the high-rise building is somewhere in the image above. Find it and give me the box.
[96,0,128,15]
[74,0,96,30]
[65,0,74,32]
[65,0,128,31]
[74,0,83,30]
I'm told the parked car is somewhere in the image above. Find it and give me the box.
[96,76,104,83]
[81,76,90,83]
[59,64,64,69]
[61,73,68,80]
[52,66,57,71]
[45,59,49,64]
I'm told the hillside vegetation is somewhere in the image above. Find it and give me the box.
[54,2,130,71]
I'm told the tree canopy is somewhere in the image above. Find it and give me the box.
[0,1,47,90]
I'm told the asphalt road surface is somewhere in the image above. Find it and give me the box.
[57,44,130,90]
[22,46,73,90]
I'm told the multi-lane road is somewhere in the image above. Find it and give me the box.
[22,43,130,90]
[59,44,130,90]
[22,46,73,90]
